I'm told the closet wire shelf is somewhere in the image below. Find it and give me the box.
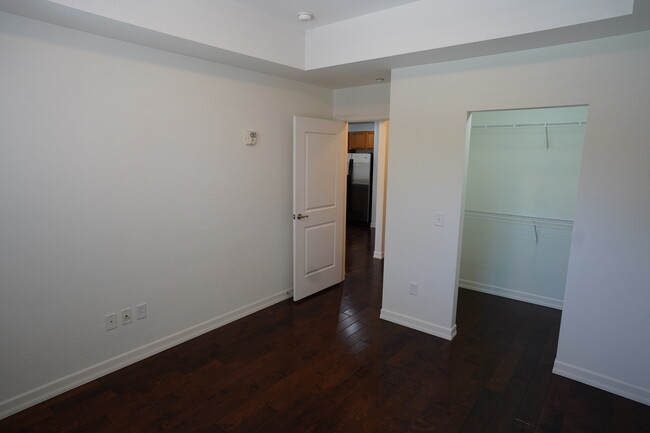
[464,210,574,230]
[471,120,587,130]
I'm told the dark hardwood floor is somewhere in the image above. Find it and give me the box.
[2,225,648,432]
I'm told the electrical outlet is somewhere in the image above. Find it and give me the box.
[105,313,117,331]
[435,212,444,226]
[136,303,147,320]
[409,282,419,296]
[121,308,132,325]
[245,130,257,145]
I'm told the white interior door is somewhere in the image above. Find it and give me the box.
[293,116,347,301]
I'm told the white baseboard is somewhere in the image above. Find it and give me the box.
[380,309,456,341]
[373,251,384,259]
[553,360,650,406]
[0,289,292,420]
[459,279,563,310]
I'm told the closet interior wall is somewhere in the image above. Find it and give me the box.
[460,106,588,309]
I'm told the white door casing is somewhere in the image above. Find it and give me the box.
[293,116,347,301]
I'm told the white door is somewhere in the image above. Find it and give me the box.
[293,116,347,301]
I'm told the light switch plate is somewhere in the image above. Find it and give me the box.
[136,303,147,320]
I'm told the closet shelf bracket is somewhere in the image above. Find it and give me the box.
[545,124,549,150]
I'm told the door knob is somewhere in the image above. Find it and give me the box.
[295,213,309,220]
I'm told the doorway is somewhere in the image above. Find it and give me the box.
[347,122,375,227]
[292,117,389,301]
[346,121,389,260]
[459,106,588,309]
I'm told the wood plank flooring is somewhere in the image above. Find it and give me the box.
[2,225,648,432]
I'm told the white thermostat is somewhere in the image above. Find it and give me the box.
[245,130,257,145]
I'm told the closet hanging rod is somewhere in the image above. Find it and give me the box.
[464,210,574,230]
[471,120,587,129]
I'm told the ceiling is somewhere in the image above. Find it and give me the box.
[1,0,649,89]
[230,0,420,30]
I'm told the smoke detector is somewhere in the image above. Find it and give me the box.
[297,11,314,22]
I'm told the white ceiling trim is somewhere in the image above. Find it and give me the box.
[31,0,307,69]
[0,0,649,88]
[305,0,635,69]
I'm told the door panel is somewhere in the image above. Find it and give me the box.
[304,222,336,275]
[293,116,347,301]
[305,134,337,211]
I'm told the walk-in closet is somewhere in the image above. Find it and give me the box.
[460,106,588,309]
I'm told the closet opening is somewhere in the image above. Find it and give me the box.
[458,106,588,310]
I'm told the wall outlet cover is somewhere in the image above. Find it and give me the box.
[105,313,117,331]
[121,308,132,325]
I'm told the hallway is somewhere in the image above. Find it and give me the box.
[1,225,648,432]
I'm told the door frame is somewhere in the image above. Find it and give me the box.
[291,116,390,300]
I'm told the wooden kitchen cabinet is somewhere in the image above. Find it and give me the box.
[348,131,374,150]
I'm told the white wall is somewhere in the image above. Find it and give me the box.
[383,30,650,404]
[333,83,390,122]
[467,107,587,219]
[0,11,332,417]
[348,122,375,132]
[373,121,390,260]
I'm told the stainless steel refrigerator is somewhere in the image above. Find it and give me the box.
[347,151,373,225]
